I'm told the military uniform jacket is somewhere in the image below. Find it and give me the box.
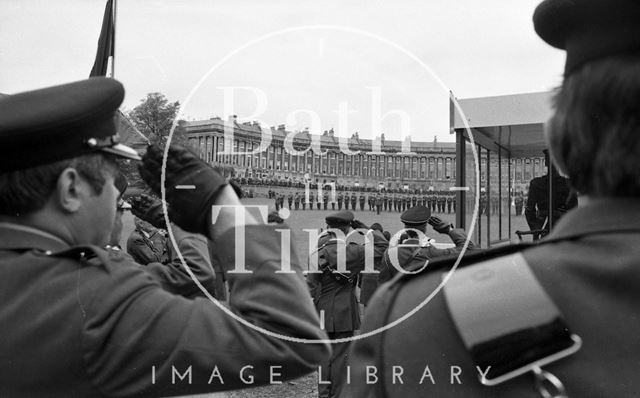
[378,228,473,283]
[307,236,365,333]
[358,230,389,306]
[348,198,640,397]
[126,229,167,265]
[0,223,329,397]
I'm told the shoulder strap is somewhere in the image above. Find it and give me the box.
[402,246,426,270]
[443,252,581,388]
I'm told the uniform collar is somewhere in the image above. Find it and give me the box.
[546,198,640,241]
[0,222,70,252]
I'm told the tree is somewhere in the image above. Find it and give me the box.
[128,92,188,147]
[120,93,193,189]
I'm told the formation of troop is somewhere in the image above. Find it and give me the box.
[272,189,456,215]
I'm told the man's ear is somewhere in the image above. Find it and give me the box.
[55,168,83,213]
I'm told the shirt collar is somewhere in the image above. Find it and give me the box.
[0,222,70,252]
[547,197,640,241]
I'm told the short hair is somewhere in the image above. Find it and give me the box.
[548,54,640,197]
[0,153,118,216]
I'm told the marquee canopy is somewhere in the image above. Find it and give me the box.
[450,91,554,158]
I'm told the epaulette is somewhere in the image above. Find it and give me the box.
[388,241,535,287]
[442,252,581,388]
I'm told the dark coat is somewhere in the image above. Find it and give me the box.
[525,173,577,231]
[0,223,329,397]
[307,235,365,333]
[348,198,640,397]
[126,228,167,265]
[358,230,389,306]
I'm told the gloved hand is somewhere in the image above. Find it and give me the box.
[428,216,453,234]
[130,194,167,230]
[267,210,284,224]
[138,144,229,236]
[350,219,369,230]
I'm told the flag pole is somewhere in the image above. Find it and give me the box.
[111,0,117,78]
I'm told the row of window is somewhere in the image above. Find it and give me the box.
[191,135,456,180]
[190,135,546,183]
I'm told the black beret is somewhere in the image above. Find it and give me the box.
[0,77,141,171]
[326,210,354,227]
[401,205,431,227]
[533,0,640,75]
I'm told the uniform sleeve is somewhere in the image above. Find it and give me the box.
[426,228,476,258]
[79,224,331,397]
[145,224,215,299]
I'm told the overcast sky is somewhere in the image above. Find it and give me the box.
[1,0,565,142]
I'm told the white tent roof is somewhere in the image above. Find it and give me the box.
[451,91,554,157]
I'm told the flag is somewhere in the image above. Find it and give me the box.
[90,0,115,77]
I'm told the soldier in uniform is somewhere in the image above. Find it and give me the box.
[525,150,577,239]
[439,194,447,213]
[447,194,453,213]
[358,222,389,307]
[348,2,640,396]
[274,192,281,211]
[378,206,476,283]
[323,191,329,210]
[359,193,366,211]
[126,217,168,265]
[515,191,524,215]
[309,191,315,210]
[0,78,329,396]
[307,211,366,398]
[412,194,418,207]
[351,192,357,211]
[317,192,322,210]
[375,194,383,215]
[337,192,343,210]
[287,192,293,209]
[383,193,389,211]
[294,191,300,210]
[302,191,307,210]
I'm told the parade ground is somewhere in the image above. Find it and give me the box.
[117,196,532,398]
[120,196,533,264]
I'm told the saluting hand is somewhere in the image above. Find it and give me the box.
[138,144,230,236]
[428,216,453,234]
[350,219,369,230]
[130,194,167,230]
